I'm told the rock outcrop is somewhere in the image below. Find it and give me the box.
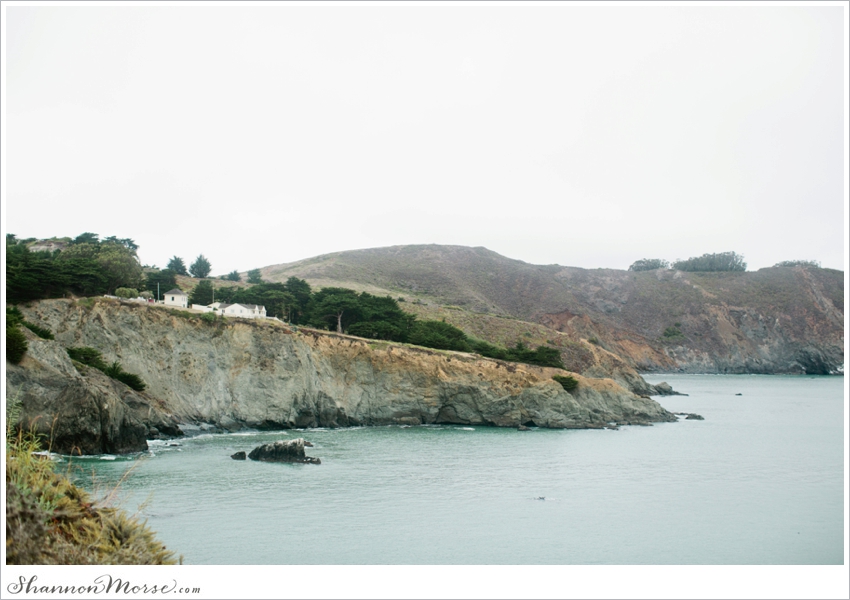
[8,299,677,448]
[247,439,320,464]
[5,327,182,455]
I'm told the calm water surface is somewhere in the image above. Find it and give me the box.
[69,374,845,564]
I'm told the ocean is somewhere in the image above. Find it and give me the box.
[68,374,844,565]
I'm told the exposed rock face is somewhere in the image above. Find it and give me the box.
[5,328,182,455]
[13,299,676,439]
[247,439,320,464]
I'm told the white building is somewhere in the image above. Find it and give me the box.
[163,288,188,308]
[216,303,267,319]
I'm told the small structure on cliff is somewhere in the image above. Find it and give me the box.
[163,288,188,308]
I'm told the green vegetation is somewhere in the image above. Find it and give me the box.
[8,306,54,341]
[188,280,214,306]
[629,259,670,271]
[167,256,188,275]
[66,347,146,391]
[6,400,180,565]
[6,232,143,301]
[247,269,264,284]
[144,269,177,299]
[774,259,821,268]
[6,323,28,364]
[114,287,139,299]
[200,311,218,323]
[189,254,212,278]
[553,374,579,392]
[673,251,746,272]
[223,270,241,282]
[662,325,684,340]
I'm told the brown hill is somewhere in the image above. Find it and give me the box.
[259,245,844,375]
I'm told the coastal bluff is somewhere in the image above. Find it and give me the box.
[9,299,676,454]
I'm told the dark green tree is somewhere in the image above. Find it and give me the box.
[167,256,188,276]
[95,245,144,294]
[408,320,470,352]
[102,236,139,251]
[6,324,28,364]
[189,280,214,305]
[247,269,264,284]
[189,255,212,278]
[283,277,313,323]
[629,258,670,272]
[71,232,99,245]
[309,288,363,333]
[223,270,241,282]
[145,269,177,299]
[673,252,746,272]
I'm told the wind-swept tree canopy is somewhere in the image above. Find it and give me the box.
[189,255,212,278]
[247,269,264,284]
[189,280,214,306]
[167,256,188,275]
[629,258,670,272]
[673,252,746,272]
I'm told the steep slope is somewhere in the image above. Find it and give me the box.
[12,299,676,450]
[258,245,844,374]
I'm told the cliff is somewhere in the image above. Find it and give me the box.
[8,299,677,454]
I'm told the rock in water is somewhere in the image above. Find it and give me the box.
[685,413,705,420]
[247,438,321,464]
[231,451,246,460]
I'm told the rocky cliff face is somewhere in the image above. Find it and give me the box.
[6,328,182,455]
[10,299,677,453]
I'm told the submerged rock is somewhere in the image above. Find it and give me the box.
[247,438,320,464]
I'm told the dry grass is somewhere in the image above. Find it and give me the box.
[6,399,180,565]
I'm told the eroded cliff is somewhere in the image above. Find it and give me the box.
[9,299,677,453]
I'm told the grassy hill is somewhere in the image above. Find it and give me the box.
[257,245,844,375]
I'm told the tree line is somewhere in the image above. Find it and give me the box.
[6,233,143,302]
[184,279,564,368]
[629,252,747,272]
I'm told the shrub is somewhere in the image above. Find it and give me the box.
[200,311,218,323]
[22,321,53,340]
[774,260,821,268]
[6,325,28,364]
[115,287,139,298]
[103,361,147,392]
[662,325,684,339]
[587,336,600,345]
[67,347,109,371]
[629,259,670,271]
[553,375,579,392]
[673,252,746,272]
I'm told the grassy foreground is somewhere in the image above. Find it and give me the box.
[5,410,180,565]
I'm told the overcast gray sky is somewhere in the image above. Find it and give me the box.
[3,3,847,275]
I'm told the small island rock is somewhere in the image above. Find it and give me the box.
[248,438,321,464]
[231,451,247,460]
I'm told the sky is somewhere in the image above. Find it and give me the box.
[3,3,847,276]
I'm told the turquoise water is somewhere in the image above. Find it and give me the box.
[68,375,845,564]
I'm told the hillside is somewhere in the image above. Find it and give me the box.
[257,245,844,375]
